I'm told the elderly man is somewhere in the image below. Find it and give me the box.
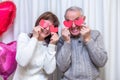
[56,6,108,80]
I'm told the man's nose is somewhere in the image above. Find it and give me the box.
[71,22,76,27]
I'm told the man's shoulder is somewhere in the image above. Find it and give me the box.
[91,30,100,34]
[58,36,64,44]
[91,30,101,40]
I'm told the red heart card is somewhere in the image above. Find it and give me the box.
[74,18,84,26]
[63,18,84,28]
[39,19,44,27]
[39,19,58,33]
[50,25,58,33]
[39,19,49,28]
[63,20,73,28]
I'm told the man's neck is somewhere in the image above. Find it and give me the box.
[71,34,80,39]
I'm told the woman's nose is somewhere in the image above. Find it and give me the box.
[46,26,50,30]
[43,26,49,30]
[43,23,49,28]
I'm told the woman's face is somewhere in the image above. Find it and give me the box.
[39,20,53,39]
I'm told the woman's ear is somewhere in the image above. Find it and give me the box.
[83,16,86,21]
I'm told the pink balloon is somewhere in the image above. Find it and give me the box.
[0,1,16,35]
[0,41,17,80]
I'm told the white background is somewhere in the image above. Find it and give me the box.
[0,0,120,80]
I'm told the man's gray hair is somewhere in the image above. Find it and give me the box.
[64,6,84,19]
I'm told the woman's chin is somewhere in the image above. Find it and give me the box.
[41,34,50,38]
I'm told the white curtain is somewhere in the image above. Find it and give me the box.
[0,0,119,80]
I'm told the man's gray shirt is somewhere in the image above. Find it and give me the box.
[56,30,108,80]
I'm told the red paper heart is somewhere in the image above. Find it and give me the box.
[0,1,16,35]
[63,18,84,28]
[50,25,58,33]
[74,18,84,26]
[39,19,49,28]
[39,19,58,33]
[39,19,44,27]
[63,20,73,28]
[0,41,17,80]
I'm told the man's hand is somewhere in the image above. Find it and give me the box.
[80,25,91,43]
[62,28,71,43]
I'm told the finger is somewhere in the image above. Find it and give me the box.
[81,24,86,27]
[81,26,89,31]
[62,28,66,33]
[68,34,71,37]
[51,32,57,37]
[80,30,85,33]
[62,27,69,31]
[39,26,44,29]
[50,39,53,42]
[65,27,69,30]
[62,28,66,31]
[51,32,56,35]
[64,27,69,30]
[35,26,41,31]
[81,27,86,31]
[82,26,87,30]
[80,28,86,33]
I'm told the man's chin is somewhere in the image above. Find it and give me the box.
[71,33,80,38]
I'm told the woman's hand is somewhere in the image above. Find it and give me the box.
[32,26,41,39]
[50,32,59,45]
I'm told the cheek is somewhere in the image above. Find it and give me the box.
[47,32,51,35]
[46,26,50,30]
[79,26,83,30]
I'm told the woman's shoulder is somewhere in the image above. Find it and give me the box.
[19,32,28,36]
[18,32,30,41]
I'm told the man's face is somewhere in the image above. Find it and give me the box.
[65,10,83,37]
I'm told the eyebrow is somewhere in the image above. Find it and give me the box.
[66,17,80,21]
[75,17,80,20]
[65,19,70,21]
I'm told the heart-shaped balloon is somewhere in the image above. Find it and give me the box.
[0,1,16,35]
[0,41,17,80]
